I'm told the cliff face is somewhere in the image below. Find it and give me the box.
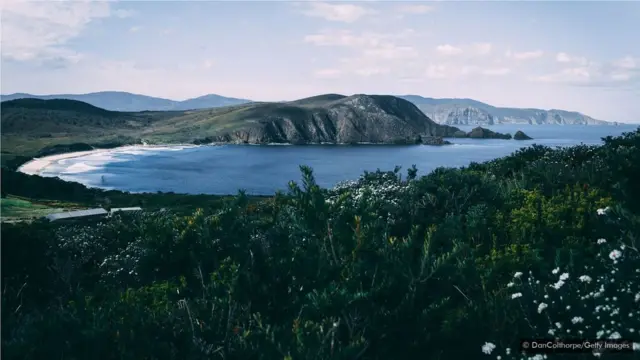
[194,95,460,145]
[400,96,614,126]
[418,105,612,126]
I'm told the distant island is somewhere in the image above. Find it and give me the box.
[0,95,532,161]
[1,91,616,126]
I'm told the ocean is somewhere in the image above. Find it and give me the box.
[38,124,639,195]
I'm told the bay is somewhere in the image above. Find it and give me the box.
[39,124,639,195]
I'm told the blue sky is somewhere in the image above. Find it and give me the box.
[1,1,639,122]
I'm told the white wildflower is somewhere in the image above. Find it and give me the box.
[559,273,569,281]
[511,292,523,299]
[609,250,622,260]
[552,267,560,275]
[507,282,515,288]
[579,275,592,283]
[552,280,566,290]
[597,238,607,244]
[538,302,548,313]
[514,272,523,278]
[609,332,621,340]
[571,317,584,324]
[482,342,496,355]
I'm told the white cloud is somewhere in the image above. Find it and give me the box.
[506,50,544,60]
[129,26,142,33]
[301,2,375,23]
[482,67,511,76]
[313,68,342,79]
[396,5,434,14]
[556,52,572,63]
[1,0,134,65]
[113,9,135,18]
[203,60,215,69]
[530,66,594,84]
[363,45,418,60]
[530,56,639,87]
[436,44,463,56]
[424,63,509,79]
[303,29,420,76]
[355,67,390,77]
[555,52,588,65]
[611,73,632,81]
[304,30,381,47]
[473,43,493,55]
[613,56,637,69]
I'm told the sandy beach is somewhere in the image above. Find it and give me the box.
[16,145,194,176]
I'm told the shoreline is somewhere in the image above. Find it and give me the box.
[17,144,197,176]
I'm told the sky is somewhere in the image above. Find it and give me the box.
[1,1,639,123]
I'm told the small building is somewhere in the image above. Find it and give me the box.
[109,207,143,215]
[45,208,109,222]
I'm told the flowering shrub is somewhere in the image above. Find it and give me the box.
[2,129,640,360]
[482,206,640,359]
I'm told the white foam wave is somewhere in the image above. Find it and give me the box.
[62,162,102,174]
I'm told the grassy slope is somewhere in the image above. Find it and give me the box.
[0,196,85,221]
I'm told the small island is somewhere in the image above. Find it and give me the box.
[451,127,532,140]
[513,130,533,140]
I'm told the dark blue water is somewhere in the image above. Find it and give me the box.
[39,125,638,195]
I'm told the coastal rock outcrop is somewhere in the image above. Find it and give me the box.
[453,127,512,139]
[513,130,533,140]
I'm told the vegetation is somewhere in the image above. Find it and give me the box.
[2,129,639,359]
[0,168,268,217]
[0,196,72,221]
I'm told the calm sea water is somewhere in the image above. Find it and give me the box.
[40,125,639,195]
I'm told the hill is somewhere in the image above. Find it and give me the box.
[397,95,614,125]
[0,95,461,158]
[137,94,462,145]
[0,91,251,112]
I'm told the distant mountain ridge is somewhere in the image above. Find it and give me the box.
[0,91,251,112]
[398,95,615,126]
[1,91,615,125]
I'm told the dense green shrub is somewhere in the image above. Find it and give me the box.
[2,129,640,360]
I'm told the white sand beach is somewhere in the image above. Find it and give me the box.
[16,145,194,176]
[18,149,109,176]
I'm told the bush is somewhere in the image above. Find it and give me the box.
[2,129,640,359]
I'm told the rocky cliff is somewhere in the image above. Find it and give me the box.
[188,94,461,145]
[399,96,614,126]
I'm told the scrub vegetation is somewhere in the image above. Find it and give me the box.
[2,129,640,360]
